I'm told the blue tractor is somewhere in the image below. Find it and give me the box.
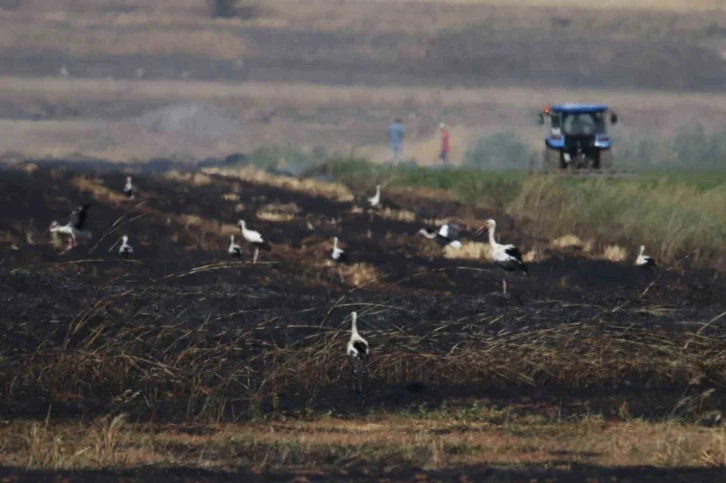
[538,104,619,171]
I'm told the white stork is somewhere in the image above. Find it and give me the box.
[367,185,381,208]
[228,235,243,259]
[49,203,94,252]
[123,176,135,200]
[635,245,656,269]
[475,218,528,295]
[331,236,348,263]
[346,311,369,394]
[418,222,462,249]
[118,235,134,259]
[238,220,271,264]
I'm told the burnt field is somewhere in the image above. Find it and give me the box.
[1,161,725,427]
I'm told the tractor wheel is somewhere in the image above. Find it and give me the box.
[599,149,613,170]
[544,147,561,172]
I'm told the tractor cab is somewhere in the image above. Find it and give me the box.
[538,104,618,171]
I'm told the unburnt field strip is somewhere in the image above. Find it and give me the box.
[1,162,726,480]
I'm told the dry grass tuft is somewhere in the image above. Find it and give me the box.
[172,214,237,249]
[522,248,539,263]
[177,214,205,229]
[602,244,628,263]
[163,171,212,187]
[377,207,417,223]
[71,176,126,204]
[22,162,39,174]
[550,234,585,251]
[184,216,237,236]
[256,202,300,223]
[340,263,381,287]
[444,241,491,260]
[21,414,130,470]
[204,167,354,202]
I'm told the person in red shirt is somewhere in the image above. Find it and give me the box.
[439,122,450,164]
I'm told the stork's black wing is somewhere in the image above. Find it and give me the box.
[71,203,94,229]
[443,222,461,241]
[352,340,369,358]
[504,245,523,263]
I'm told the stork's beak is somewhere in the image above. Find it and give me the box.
[473,226,487,237]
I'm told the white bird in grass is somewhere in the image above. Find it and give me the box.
[367,185,381,208]
[238,220,271,264]
[475,218,528,295]
[635,245,656,269]
[123,176,135,200]
[228,235,243,259]
[118,235,134,259]
[331,236,348,262]
[49,203,94,252]
[346,311,369,395]
[418,222,462,249]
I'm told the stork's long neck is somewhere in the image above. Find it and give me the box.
[639,246,645,256]
[375,186,380,197]
[334,238,339,250]
[488,226,497,248]
[351,313,359,337]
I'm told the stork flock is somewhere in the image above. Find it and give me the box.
[46,174,658,396]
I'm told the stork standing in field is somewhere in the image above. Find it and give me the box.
[347,311,369,395]
[635,245,656,269]
[331,236,348,263]
[418,222,462,249]
[475,218,527,295]
[330,236,348,283]
[123,176,135,200]
[49,203,94,252]
[367,185,381,208]
[228,235,243,259]
[118,235,134,259]
[238,220,271,264]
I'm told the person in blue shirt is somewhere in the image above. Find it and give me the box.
[387,118,405,163]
